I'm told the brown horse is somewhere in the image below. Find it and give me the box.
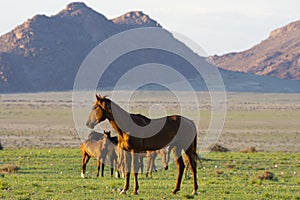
[80,133,109,178]
[83,130,121,178]
[86,95,198,195]
[146,148,169,178]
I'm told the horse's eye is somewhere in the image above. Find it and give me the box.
[93,105,98,110]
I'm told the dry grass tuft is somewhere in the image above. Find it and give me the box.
[1,164,20,174]
[209,144,230,152]
[215,170,224,175]
[240,146,257,153]
[257,170,275,180]
[226,164,236,169]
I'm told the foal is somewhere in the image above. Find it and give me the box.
[103,131,121,178]
[82,130,120,178]
[80,134,109,178]
[146,148,169,178]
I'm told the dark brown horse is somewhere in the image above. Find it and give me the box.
[86,95,198,195]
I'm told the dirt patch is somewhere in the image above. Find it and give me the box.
[1,92,300,152]
[240,146,257,153]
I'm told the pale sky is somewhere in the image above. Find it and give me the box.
[1,0,300,55]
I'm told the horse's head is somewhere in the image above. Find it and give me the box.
[86,94,112,129]
[99,133,110,154]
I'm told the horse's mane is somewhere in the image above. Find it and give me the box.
[130,113,151,125]
[103,96,152,126]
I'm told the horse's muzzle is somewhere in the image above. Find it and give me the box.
[86,121,95,129]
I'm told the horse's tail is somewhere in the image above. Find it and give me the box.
[192,123,205,168]
[193,135,205,168]
[190,123,199,163]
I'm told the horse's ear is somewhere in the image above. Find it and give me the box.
[96,94,102,101]
[104,130,111,138]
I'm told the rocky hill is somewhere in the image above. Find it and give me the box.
[112,11,161,28]
[0,2,160,93]
[210,20,300,80]
[0,2,299,93]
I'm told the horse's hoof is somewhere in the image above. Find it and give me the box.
[192,190,198,195]
[132,191,138,195]
[119,189,127,195]
[171,189,180,194]
[81,173,85,178]
[164,166,168,170]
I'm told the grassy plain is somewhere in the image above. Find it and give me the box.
[1,148,299,199]
[0,91,300,199]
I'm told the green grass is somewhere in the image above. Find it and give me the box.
[1,148,299,199]
[0,92,300,198]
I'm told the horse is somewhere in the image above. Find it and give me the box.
[145,148,169,178]
[126,148,169,178]
[103,130,121,178]
[86,95,198,195]
[84,130,121,178]
[80,133,109,178]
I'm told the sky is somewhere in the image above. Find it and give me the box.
[1,0,300,55]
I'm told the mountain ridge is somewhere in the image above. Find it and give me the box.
[0,2,299,93]
[210,20,300,80]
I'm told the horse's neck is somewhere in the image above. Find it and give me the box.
[109,120,123,136]
[107,101,130,138]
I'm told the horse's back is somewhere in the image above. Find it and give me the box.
[81,139,103,158]
[88,131,104,141]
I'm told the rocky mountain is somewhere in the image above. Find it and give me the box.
[210,20,300,80]
[0,2,160,93]
[112,11,161,28]
[0,2,299,93]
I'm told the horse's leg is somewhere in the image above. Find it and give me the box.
[114,158,120,178]
[120,151,125,178]
[101,156,106,177]
[171,145,185,194]
[120,151,131,195]
[184,155,190,179]
[96,160,101,177]
[149,155,154,177]
[186,147,198,195]
[110,158,114,177]
[101,162,105,177]
[139,156,144,175]
[162,149,169,170]
[132,151,139,195]
[81,152,85,178]
[81,153,90,178]
[145,153,151,178]
[152,152,158,172]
